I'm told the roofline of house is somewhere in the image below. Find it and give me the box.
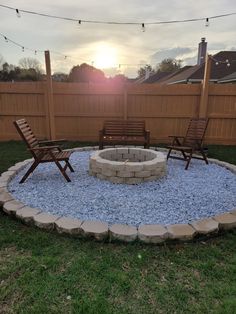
[218,78,236,83]
[167,79,187,85]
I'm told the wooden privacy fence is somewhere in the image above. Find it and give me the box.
[0,81,236,145]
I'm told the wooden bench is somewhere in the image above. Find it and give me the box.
[99,120,150,150]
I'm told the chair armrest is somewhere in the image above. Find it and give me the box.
[38,139,66,145]
[168,135,185,138]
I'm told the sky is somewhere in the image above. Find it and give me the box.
[0,0,236,78]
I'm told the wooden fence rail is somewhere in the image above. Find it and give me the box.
[0,81,235,144]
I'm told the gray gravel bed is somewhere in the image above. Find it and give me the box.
[8,151,236,226]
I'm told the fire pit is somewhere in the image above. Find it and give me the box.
[89,148,166,184]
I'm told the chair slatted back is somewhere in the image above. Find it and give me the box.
[14,119,40,159]
[183,118,208,148]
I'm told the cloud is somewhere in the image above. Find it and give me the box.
[150,47,197,65]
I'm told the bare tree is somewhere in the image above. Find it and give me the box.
[0,54,4,70]
[18,57,42,73]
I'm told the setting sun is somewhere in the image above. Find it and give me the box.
[93,44,118,69]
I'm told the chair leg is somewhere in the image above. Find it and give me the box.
[66,160,75,172]
[166,148,172,160]
[19,161,39,183]
[185,151,193,170]
[180,150,187,160]
[200,148,209,165]
[54,160,71,182]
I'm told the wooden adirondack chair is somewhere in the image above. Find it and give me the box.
[166,118,209,170]
[14,119,74,183]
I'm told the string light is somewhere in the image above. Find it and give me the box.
[1,4,236,28]
[142,23,145,32]
[205,18,209,27]
[210,56,236,67]
[15,8,21,18]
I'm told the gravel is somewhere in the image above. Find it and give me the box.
[8,151,236,226]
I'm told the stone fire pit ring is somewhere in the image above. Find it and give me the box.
[89,148,167,184]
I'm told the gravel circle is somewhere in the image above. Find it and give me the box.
[8,151,236,226]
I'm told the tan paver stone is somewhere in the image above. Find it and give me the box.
[190,218,219,234]
[0,171,15,182]
[117,171,134,178]
[55,217,83,235]
[231,208,236,215]
[102,169,116,177]
[8,163,25,172]
[143,160,158,171]
[96,174,107,181]
[109,224,137,242]
[213,213,236,230]
[0,187,7,194]
[143,175,159,182]
[108,176,125,184]
[81,220,108,240]
[135,170,151,178]
[3,200,25,215]
[16,206,41,224]
[138,224,168,243]
[125,177,143,185]
[0,181,8,188]
[124,163,143,171]
[167,224,196,241]
[33,212,59,230]
[0,191,14,206]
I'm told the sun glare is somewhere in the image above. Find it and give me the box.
[93,44,117,69]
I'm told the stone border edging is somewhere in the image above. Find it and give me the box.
[0,146,236,244]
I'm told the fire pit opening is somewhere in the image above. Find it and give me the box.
[89,148,167,184]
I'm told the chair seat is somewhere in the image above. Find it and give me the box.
[41,150,72,161]
[167,145,192,151]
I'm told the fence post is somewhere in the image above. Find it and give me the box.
[44,50,56,139]
[199,54,212,118]
[123,84,128,120]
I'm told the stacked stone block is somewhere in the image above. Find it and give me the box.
[89,148,167,184]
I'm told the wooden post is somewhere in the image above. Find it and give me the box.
[44,50,56,139]
[199,54,212,118]
[123,84,128,120]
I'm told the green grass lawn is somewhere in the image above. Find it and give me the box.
[0,142,236,314]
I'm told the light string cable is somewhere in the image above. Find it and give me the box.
[1,3,236,27]
[0,32,92,64]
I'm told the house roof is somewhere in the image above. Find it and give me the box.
[141,71,170,83]
[160,51,236,84]
[218,71,236,83]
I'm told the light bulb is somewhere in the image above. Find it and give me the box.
[227,63,230,67]
[215,62,219,65]
[205,18,209,27]
[22,47,24,52]
[16,9,21,18]
[142,23,145,32]
[4,36,8,42]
